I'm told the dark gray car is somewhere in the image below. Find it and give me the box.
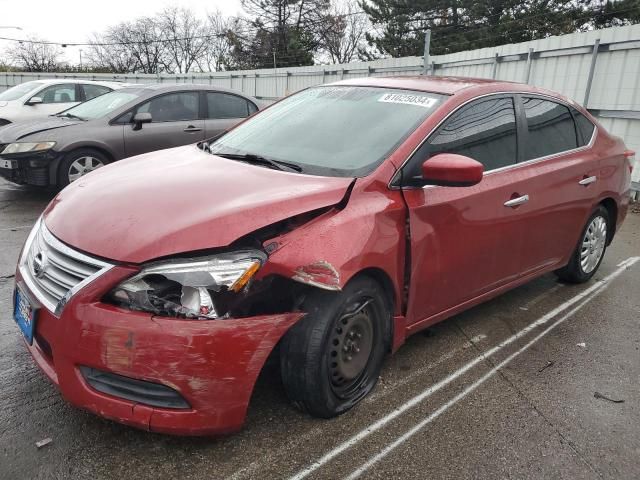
[0,84,260,187]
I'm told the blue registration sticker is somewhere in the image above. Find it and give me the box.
[14,286,37,345]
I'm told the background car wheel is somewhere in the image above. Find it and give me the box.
[280,276,389,418]
[58,148,109,187]
[555,205,609,283]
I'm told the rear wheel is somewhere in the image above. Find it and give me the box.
[280,276,389,418]
[57,148,109,187]
[555,205,609,283]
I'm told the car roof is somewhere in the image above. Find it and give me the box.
[119,83,258,99]
[22,78,127,87]
[329,75,547,97]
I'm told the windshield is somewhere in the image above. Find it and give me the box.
[0,81,44,101]
[209,86,446,177]
[61,90,141,120]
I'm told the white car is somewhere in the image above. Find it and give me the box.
[0,79,126,127]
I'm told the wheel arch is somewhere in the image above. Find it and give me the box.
[599,197,618,245]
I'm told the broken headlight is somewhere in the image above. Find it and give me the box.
[109,250,267,319]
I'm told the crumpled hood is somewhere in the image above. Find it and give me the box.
[0,117,81,142]
[44,145,354,263]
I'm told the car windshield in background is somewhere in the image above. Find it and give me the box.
[0,81,44,101]
[209,86,446,177]
[61,90,141,121]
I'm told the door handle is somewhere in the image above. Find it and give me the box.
[578,175,597,186]
[183,126,202,133]
[504,194,529,208]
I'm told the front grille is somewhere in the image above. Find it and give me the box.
[80,366,191,409]
[19,218,113,315]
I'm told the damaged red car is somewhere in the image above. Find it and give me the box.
[14,76,633,435]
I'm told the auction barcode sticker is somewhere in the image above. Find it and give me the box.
[378,93,438,108]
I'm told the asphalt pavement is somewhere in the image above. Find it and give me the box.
[1,177,639,480]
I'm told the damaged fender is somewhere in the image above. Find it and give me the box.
[257,177,407,316]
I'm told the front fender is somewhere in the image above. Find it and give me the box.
[257,181,407,315]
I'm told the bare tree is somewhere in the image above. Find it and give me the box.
[7,38,63,72]
[319,0,370,64]
[159,6,209,73]
[197,10,235,72]
[86,33,139,73]
[86,18,169,74]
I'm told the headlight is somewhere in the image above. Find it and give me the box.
[108,250,267,319]
[1,141,56,155]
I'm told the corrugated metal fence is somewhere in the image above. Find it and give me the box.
[1,24,639,192]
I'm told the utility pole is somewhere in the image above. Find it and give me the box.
[273,49,277,97]
[423,29,431,75]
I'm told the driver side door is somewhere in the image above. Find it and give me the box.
[123,91,205,158]
[401,95,528,326]
[23,83,80,120]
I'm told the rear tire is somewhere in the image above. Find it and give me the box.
[57,148,109,188]
[280,276,389,418]
[555,205,609,283]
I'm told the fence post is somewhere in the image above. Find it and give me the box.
[583,38,600,108]
[491,53,499,79]
[525,48,534,84]
[423,29,431,75]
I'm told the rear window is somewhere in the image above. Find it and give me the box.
[572,109,595,146]
[522,97,577,160]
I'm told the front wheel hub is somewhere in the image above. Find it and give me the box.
[330,305,373,392]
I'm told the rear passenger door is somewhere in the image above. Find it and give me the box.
[402,95,529,325]
[123,91,205,158]
[513,96,598,276]
[204,92,257,138]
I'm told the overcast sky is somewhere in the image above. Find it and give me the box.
[0,0,244,64]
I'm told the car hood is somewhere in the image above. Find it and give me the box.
[0,101,8,107]
[44,145,354,263]
[0,117,81,142]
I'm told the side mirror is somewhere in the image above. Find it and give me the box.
[26,96,43,106]
[132,112,152,131]
[421,153,484,187]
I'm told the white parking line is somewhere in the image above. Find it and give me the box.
[289,257,640,480]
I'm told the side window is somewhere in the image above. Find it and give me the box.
[522,98,577,160]
[83,84,112,101]
[428,96,518,171]
[136,92,199,122]
[207,92,251,119]
[571,108,595,146]
[36,84,78,104]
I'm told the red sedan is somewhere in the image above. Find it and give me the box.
[13,76,634,435]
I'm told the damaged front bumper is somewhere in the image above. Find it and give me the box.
[16,267,303,436]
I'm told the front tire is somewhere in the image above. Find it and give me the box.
[57,148,109,188]
[280,276,389,418]
[555,205,609,283]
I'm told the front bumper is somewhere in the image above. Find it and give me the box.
[15,266,303,436]
[0,151,61,186]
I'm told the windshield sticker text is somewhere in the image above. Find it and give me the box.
[378,93,438,108]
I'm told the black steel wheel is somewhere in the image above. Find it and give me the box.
[280,276,390,418]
